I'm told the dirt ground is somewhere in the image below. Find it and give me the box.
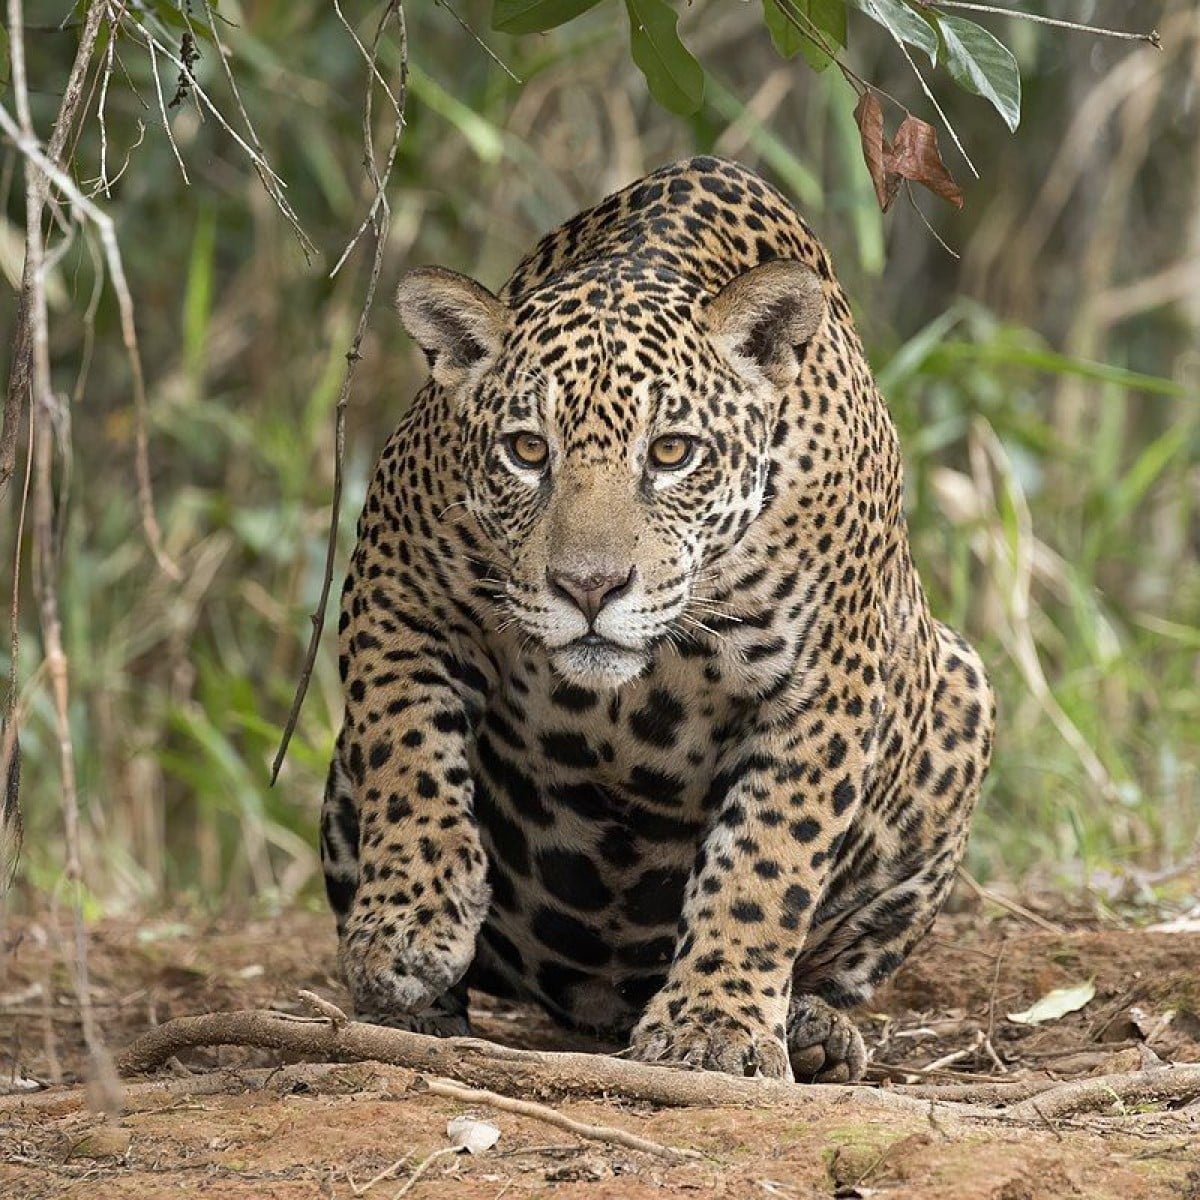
[2,895,1198,1200]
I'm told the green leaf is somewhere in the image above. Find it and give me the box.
[408,64,507,163]
[1108,424,1190,526]
[939,15,1021,131]
[762,0,847,72]
[184,206,217,392]
[847,0,937,65]
[625,0,705,115]
[492,0,604,34]
[934,342,1193,399]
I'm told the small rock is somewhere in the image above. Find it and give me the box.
[1097,1047,1144,1074]
[0,1074,44,1095]
[827,1143,884,1189]
[66,1124,131,1160]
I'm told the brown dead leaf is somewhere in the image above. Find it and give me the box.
[888,116,965,210]
[854,92,900,212]
[853,96,964,213]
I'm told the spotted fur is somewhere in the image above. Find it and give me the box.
[320,157,995,1082]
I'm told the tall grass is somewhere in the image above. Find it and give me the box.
[2,1,1196,914]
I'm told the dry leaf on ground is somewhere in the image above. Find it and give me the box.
[1007,980,1096,1026]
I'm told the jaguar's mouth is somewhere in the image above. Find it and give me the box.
[573,631,613,648]
[551,635,648,689]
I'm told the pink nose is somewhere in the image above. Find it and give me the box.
[547,566,636,626]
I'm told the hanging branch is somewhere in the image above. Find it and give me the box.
[2,0,125,1113]
[922,2,1161,46]
[271,1,408,783]
[1,0,106,892]
[0,2,105,501]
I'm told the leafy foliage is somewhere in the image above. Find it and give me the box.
[490,0,1086,208]
[762,0,847,72]
[846,0,938,66]
[938,14,1020,133]
[491,0,604,35]
[625,0,705,115]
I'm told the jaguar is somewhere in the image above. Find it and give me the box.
[319,155,995,1082]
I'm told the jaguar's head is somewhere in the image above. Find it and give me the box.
[396,257,825,688]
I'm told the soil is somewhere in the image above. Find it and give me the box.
[2,898,1198,1200]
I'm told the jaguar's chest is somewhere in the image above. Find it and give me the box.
[461,639,754,1031]
[471,635,750,815]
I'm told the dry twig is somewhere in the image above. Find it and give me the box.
[298,989,349,1027]
[3,0,123,1115]
[199,0,314,261]
[271,0,409,782]
[956,866,1064,934]
[389,1146,461,1197]
[0,4,104,502]
[116,13,316,260]
[0,89,180,585]
[925,2,1162,46]
[417,1076,701,1162]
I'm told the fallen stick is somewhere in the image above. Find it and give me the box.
[417,1076,701,1162]
[0,1069,241,1113]
[107,1002,1200,1130]
[890,1077,1060,1105]
[113,1006,963,1119]
[1007,1065,1200,1121]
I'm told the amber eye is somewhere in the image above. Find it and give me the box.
[505,432,549,469]
[648,434,696,470]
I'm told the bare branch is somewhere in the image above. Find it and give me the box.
[2,0,105,894]
[109,1002,1200,1131]
[903,180,960,258]
[923,2,1161,47]
[0,422,35,891]
[328,0,406,278]
[434,0,522,83]
[0,0,104,500]
[0,111,181,581]
[96,6,119,196]
[200,0,315,262]
[146,35,190,184]
[272,1,409,783]
[112,1004,954,1120]
[1007,1065,1200,1121]
[117,14,317,262]
[6,0,124,1116]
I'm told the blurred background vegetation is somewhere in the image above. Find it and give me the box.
[1,1,1197,919]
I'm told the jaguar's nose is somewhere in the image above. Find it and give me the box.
[547,565,637,626]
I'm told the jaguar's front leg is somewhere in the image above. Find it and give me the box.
[628,717,873,1081]
[334,586,490,1026]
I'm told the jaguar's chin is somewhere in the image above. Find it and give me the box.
[550,636,649,689]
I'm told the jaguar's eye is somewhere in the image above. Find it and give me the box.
[505,432,549,469]
[648,434,696,470]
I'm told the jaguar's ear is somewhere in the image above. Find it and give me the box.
[395,267,508,390]
[705,260,825,388]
